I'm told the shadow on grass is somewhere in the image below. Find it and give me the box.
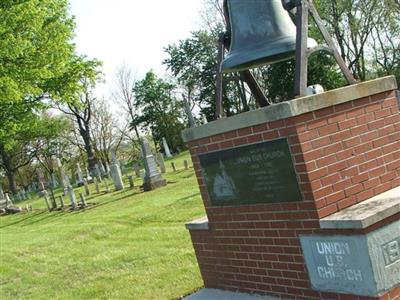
[0,210,71,228]
[72,190,143,213]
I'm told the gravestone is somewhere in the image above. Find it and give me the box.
[95,164,102,182]
[0,186,5,200]
[110,164,124,191]
[56,158,70,195]
[5,193,13,207]
[157,153,166,173]
[139,170,145,181]
[162,137,172,158]
[104,179,110,193]
[79,193,87,207]
[76,163,84,187]
[128,175,134,188]
[67,185,76,209]
[171,162,177,172]
[49,189,57,210]
[0,187,6,209]
[111,150,120,167]
[133,163,141,177]
[94,177,100,194]
[59,196,64,209]
[43,192,51,211]
[86,168,94,183]
[99,163,107,177]
[83,179,90,196]
[141,137,166,191]
[183,160,189,170]
[50,172,58,189]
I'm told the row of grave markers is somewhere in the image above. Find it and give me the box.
[1,136,191,213]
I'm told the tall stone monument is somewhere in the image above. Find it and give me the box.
[156,153,166,173]
[141,137,166,191]
[56,158,70,194]
[67,185,76,209]
[0,186,5,200]
[162,137,172,158]
[110,155,124,191]
[75,163,84,187]
[184,77,400,300]
[50,172,58,189]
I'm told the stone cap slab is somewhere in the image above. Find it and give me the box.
[182,76,398,142]
[320,186,400,229]
[185,216,209,230]
[184,288,278,300]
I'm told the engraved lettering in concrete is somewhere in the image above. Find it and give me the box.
[381,237,400,267]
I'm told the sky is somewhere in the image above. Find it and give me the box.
[68,0,204,98]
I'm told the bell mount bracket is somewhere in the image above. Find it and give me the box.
[289,0,357,97]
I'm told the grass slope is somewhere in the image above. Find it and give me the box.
[0,152,205,300]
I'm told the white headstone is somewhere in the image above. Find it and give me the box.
[162,137,172,158]
[0,186,5,200]
[202,114,208,124]
[76,163,84,186]
[141,137,166,191]
[67,185,76,209]
[110,164,124,191]
[157,153,166,173]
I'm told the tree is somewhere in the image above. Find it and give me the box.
[113,64,141,140]
[56,56,102,173]
[0,113,65,193]
[132,71,185,153]
[164,28,253,120]
[91,98,123,167]
[0,0,76,148]
[34,114,71,181]
[314,0,399,81]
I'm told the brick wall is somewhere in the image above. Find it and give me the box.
[186,89,400,299]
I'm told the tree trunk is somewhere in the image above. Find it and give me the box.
[77,117,97,173]
[0,144,17,194]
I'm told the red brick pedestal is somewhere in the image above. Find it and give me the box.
[183,77,400,300]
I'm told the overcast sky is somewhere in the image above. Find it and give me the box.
[68,0,204,98]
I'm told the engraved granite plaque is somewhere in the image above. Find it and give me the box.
[199,138,302,206]
[300,221,400,296]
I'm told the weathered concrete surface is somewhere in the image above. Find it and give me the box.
[184,288,278,300]
[185,217,209,230]
[300,220,400,297]
[182,76,398,142]
[320,186,400,229]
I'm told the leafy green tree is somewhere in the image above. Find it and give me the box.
[131,71,185,153]
[314,0,399,81]
[0,0,76,147]
[56,55,102,173]
[164,28,254,121]
[0,113,66,193]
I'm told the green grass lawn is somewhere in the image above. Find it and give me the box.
[0,151,205,300]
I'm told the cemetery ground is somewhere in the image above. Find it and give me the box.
[0,152,205,299]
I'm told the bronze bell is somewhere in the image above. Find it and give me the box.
[221,0,317,73]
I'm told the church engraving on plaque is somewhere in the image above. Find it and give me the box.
[199,138,302,206]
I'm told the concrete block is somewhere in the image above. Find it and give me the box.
[300,220,400,297]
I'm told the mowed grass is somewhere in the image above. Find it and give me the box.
[0,151,205,299]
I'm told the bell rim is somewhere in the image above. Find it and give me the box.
[221,36,317,73]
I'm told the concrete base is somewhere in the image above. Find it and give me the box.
[142,178,166,191]
[185,289,278,300]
